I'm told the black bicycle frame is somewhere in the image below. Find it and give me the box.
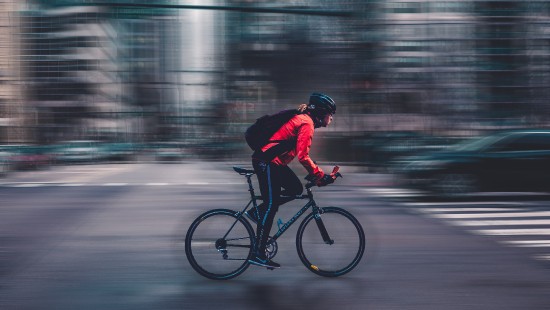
[271,198,316,240]
[235,173,332,244]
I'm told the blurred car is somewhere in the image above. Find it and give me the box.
[0,146,14,175]
[396,130,550,196]
[357,131,455,172]
[100,142,139,161]
[4,145,54,170]
[54,140,104,163]
[149,142,190,162]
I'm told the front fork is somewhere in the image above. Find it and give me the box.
[313,207,334,245]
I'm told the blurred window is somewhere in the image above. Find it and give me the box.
[488,133,550,152]
[386,2,423,14]
[485,134,521,152]
[511,134,550,151]
[429,2,473,13]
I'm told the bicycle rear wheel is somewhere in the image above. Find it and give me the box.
[296,207,365,277]
[185,209,255,280]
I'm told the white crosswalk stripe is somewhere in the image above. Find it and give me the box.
[475,229,550,236]
[402,201,550,262]
[424,211,550,219]
[361,187,423,197]
[359,186,550,262]
[451,219,550,226]
[502,240,550,247]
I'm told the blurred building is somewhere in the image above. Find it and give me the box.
[355,1,477,130]
[518,1,550,124]
[0,0,28,143]
[218,1,550,160]
[355,1,550,135]
[171,0,227,150]
[18,0,179,144]
[110,3,180,142]
[20,5,121,142]
[222,0,359,158]
[3,1,550,161]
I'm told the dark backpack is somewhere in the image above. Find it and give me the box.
[245,109,299,154]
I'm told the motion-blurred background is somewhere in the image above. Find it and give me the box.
[4,4,550,308]
[1,0,550,173]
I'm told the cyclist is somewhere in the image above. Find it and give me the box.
[246,92,337,269]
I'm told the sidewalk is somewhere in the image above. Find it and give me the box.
[0,160,398,189]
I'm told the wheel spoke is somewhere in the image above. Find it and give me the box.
[226,243,252,248]
[225,236,252,242]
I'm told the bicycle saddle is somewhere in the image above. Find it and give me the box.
[233,166,255,175]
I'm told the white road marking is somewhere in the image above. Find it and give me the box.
[533,254,550,261]
[12,183,46,188]
[362,188,422,197]
[405,202,529,207]
[450,219,550,226]
[427,211,550,219]
[501,240,550,247]
[474,228,550,236]
[415,207,525,213]
[403,202,550,263]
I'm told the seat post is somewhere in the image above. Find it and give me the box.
[246,174,256,199]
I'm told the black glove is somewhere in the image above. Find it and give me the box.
[305,174,317,182]
[316,173,334,187]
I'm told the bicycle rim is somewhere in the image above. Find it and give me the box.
[296,207,365,277]
[185,209,255,280]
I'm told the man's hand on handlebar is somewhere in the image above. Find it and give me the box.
[316,174,335,187]
[307,166,342,187]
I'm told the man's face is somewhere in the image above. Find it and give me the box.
[321,113,333,127]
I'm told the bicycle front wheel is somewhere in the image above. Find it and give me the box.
[185,209,255,280]
[296,207,365,277]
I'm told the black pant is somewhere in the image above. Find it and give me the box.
[252,159,303,258]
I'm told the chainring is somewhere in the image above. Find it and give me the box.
[265,237,278,259]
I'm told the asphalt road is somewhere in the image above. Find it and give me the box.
[1,162,550,309]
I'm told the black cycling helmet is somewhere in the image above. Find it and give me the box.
[308,92,336,116]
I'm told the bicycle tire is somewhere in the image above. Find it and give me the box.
[185,209,255,280]
[296,207,365,277]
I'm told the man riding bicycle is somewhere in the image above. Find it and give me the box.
[246,92,337,269]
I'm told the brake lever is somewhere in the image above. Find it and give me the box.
[305,166,342,188]
[330,166,342,180]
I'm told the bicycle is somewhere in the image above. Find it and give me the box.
[185,166,365,280]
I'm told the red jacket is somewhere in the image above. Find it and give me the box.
[260,114,324,179]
